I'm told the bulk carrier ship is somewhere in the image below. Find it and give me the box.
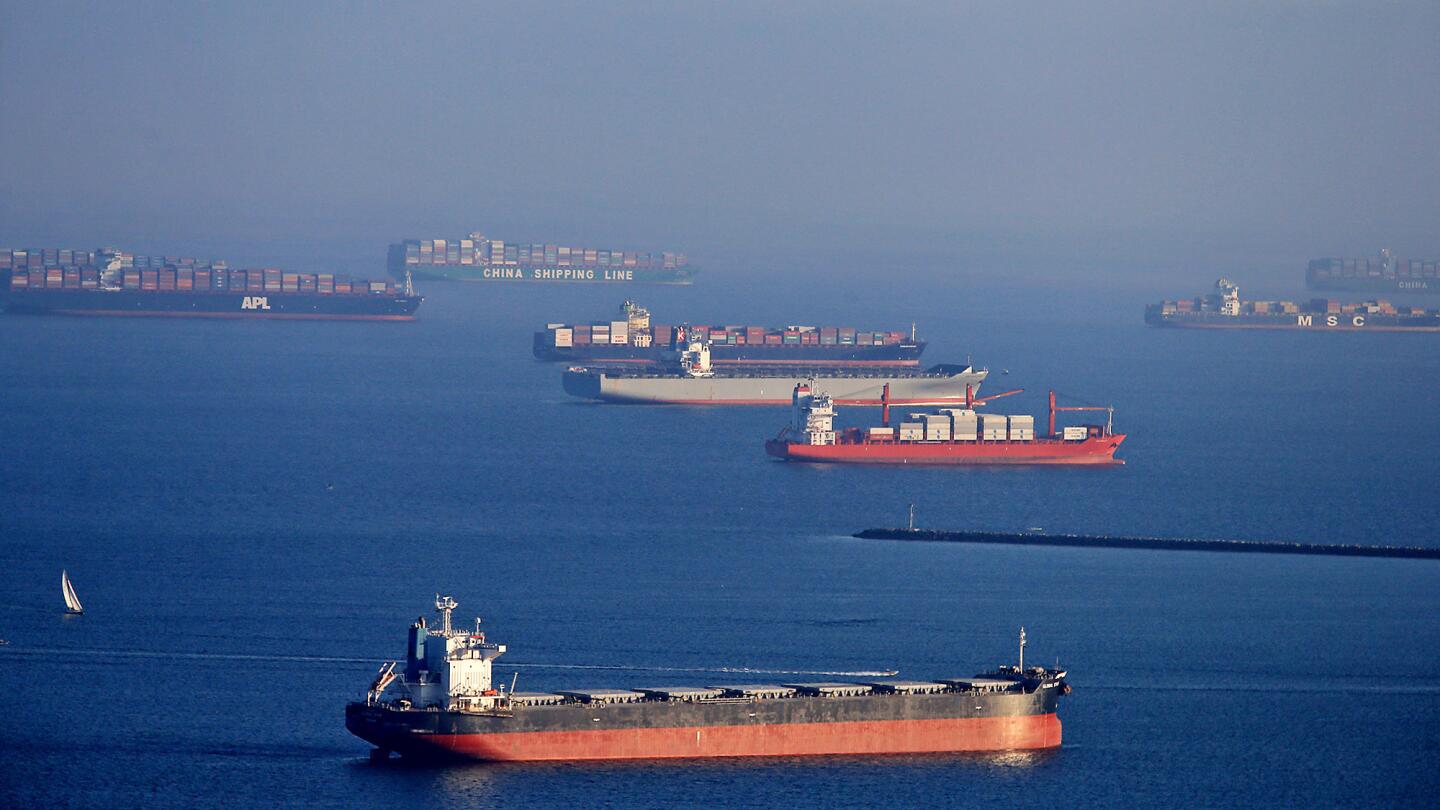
[346,596,1069,762]
[1307,249,1438,294]
[2,247,421,320]
[537,301,926,367]
[1146,278,1440,331]
[562,342,986,405]
[765,384,1125,465]
[389,233,695,285]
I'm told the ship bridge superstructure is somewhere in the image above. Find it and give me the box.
[790,383,836,446]
[375,595,510,712]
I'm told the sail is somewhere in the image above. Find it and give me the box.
[61,570,83,614]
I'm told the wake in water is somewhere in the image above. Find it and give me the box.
[2,645,896,677]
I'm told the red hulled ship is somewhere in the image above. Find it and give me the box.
[346,596,1069,762]
[765,384,1125,465]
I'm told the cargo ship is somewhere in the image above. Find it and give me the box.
[1307,249,1438,294]
[346,595,1069,762]
[765,384,1124,465]
[562,341,986,405]
[2,247,421,320]
[1146,278,1440,331]
[389,232,695,285]
[536,301,925,367]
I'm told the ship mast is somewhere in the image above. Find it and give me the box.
[1019,627,1026,671]
[435,594,457,635]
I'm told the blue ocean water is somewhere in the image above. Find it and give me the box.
[1,269,1437,808]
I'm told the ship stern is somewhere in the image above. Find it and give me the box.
[345,702,451,760]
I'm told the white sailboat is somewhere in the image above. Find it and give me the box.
[61,570,83,614]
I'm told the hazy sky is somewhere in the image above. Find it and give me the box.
[2,1,1437,272]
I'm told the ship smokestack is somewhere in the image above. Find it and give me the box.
[881,384,891,427]
[405,616,427,680]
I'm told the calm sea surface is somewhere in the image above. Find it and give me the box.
[1,267,1437,808]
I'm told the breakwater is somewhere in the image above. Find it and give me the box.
[853,528,1440,560]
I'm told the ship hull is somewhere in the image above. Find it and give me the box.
[563,368,988,405]
[2,289,422,320]
[347,689,1060,762]
[1306,276,1437,295]
[766,436,1125,465]
[535,335,925,367]
[1144,307,1440,331]
[395,264,696,286]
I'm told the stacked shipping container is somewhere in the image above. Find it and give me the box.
[884,409,1038,443]
[2,248,404,296]
[544,321,908,351]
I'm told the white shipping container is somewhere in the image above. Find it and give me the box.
[925,424,951,441]
[1009,415,1035,428]
[610,333,628,344]
[1063,426,1088,441]
[899,423,924,441]
[1011,429,1034,441]
[868,427,896,438]
[554,328,573,348]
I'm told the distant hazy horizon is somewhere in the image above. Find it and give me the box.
[3,2,1437,280]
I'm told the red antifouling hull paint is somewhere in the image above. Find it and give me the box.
[417,714,1061,762]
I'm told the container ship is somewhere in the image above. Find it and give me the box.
[562,341,986,405]
[536,301,925,367]
[1146,278,1440,331]
[389,232,695,285]
[1307,249,1438,294]
[346,595,1069,762]
[765,384,1124,465]
[2,247,421,320]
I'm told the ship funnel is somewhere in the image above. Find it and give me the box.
[405,616,427,679]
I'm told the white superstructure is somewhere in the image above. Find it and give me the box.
[372,595,511,712]
[790,384,836,446]
[1214,278,1241,316]
[679,340,714,378]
